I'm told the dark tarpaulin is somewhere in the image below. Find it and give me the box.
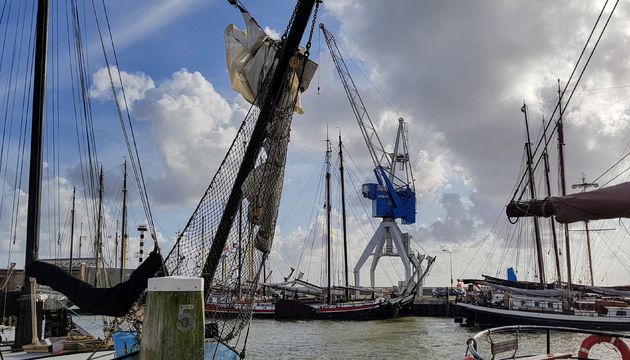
[551,181,630,223]
[26,250,162,316]
[481,274,556,290]
[506,181,630,224]
[481,282,566,298]
[575,285,630,298]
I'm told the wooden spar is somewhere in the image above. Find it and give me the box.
[201,0,317,287]
[541,117,562,283]
[339,133,349,300]
[120,158,128,282]
[24,0,49,271]
[557,80,572,293]
[16,0,49,348]
[571,174,598,287]
[585,221,594,286]
[95,167,104,287]
[325,135,332,305]
[522,104,546,285]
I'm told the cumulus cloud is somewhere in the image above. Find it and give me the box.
[306,1,630,285]
[90,66,155,106]
[89,67,246,207]
[426,193,477,242]
[70,1,630,287]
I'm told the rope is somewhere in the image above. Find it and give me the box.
[90,0,158,248]
[511,0,619,202]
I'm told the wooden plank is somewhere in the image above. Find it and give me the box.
[491,338,518,354]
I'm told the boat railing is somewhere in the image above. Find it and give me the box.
[464,325,630,360]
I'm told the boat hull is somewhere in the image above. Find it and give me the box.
[274,298,407,320]
[205,303,275,319]
[459,303,630,331]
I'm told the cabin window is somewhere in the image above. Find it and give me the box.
[616,310,627,316]
[548,303,553,308]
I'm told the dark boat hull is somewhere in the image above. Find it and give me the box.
[205,303,275,319]
[274,297,411,320]
[459,303,630,331]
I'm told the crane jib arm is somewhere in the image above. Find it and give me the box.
[321,23,417,225]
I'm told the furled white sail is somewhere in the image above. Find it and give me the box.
[507,181,630,224]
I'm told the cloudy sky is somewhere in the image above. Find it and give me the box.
[2,0,630,288]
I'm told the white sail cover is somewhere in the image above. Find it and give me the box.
[551,181,630,223]
[225,9,317,114]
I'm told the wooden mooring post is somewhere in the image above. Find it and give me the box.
[141,276,205,359]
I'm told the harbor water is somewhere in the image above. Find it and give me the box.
[2,316,625,359]
[243,317,624,359]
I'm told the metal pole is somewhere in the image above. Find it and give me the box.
[442,249,452,316]
[449,252,453,290]
[69,188,76,274]
[78,222,83,258]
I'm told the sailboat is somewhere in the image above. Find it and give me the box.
[457,1,630,330]
[2,0,321,358]
[458,101,630,331]
[262,133,431,320]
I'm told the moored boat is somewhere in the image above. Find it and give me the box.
[459,302,630,332]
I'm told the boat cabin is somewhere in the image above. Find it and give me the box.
[508,295,563,313]
[602,306,630,318]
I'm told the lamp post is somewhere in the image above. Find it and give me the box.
[442,248,453,316]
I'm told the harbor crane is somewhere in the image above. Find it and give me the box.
[320,23,425,290]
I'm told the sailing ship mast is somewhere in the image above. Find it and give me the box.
[201,0,317,285]
[571,173,598,286]
[521,103,546,285]
[541,117,562,283]
[95,167,104,287]
[339,133,350,300]
[556,80,573,293]
[16,0,49,348]
[69,187,76,273]
[120,158,128,282]
[325,134,332,305]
